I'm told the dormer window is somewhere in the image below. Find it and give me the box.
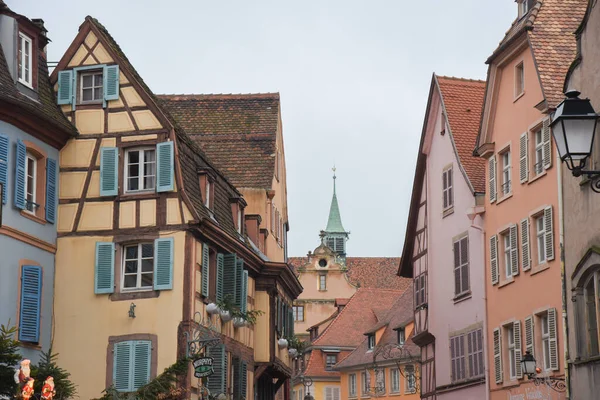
[367,334,375,350]
[518,0,534,18]
[397,327,406,346]
[205,180,211,208]
[198,170,215,211]
[80,70,103,103]
[18,32,33,87]
[230,197,246,234]
[237,207,243,234]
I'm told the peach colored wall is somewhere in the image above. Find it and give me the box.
[339,365,420,400]
[483,46,564,399]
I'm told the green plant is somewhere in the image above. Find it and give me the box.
[0,322,20,398]
[221,295,264,325]
[215,294,236,313]
[31,349,76,399]
[286,335,307,353]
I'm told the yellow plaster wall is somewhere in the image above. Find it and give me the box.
[166,198,181,225]
[93,42,113,64]
[59,172,86,199]
[108,96,124,108]
[82,54,97,66]
[254,291,270,362]
[121,134,158,142]
[67,44,87,67]
[96,138,117,167]
[57,203,78,232]
[84,31,97,48]
[108,112,134,133]
[119,201,136,229]
[75,109,104,135]
[140,200,156,227]
[60,139,95,168]
[122,86,146,108]
[53,232,186,399]
[182,203,194,223]
[79,202,113,231]
[88,171,101,197]
[132,110,162,130]
[119,71,129,84]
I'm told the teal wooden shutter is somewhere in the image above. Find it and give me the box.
[233,357,241,400]
[100,147,118,196]
[216,253,224,302]
[95,242,115,294]
[14,139,25,209]
[154,237,174,290]
[18,265,42,343]
[45,158,57,223]
[133,341,151,390]
[114,341,133,392]
[223,254,238,301]
[156,142,174,192]
[288,307,294,336]
[207,344,227,395]
[235,258,244,309]
[103,65,120,101]
[0,134,8,204]
[57,70,73,105]
[241,362,247,399]
[241,271,248,313]
[201,243,210,297]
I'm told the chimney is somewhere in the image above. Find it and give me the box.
[260,228,269,254]
[245,214,261,247]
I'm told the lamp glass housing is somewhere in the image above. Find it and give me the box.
[521,351,536,376]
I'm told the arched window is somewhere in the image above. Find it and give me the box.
[584,273,599,356]
[572,251,600,360]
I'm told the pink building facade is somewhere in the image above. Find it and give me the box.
[399,75,487,400]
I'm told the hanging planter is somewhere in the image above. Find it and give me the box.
[278,338,289,349]
[206,303,220,315]
[233,317,246,328]
[288,348,298,358]
[220,309,232,322]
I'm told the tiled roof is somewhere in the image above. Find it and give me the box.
[436,76,486,193]
[335,289,419,370]
[303,349,352,378]
[0,4,76,137]
[158,94,280,189]
[288,257,410,291]
[312,288,406,348]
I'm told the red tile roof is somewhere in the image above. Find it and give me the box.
[436,76,487,193]
[158,93,280,189]
[303,349,352,378]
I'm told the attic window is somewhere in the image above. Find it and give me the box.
[518,0,534,18]
[18,32,33,88]
[397,328,406,346]
[80,71,103,103]
[367,334,375,350]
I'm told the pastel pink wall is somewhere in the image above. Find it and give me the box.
[424,85,486,396]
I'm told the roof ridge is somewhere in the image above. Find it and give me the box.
[157,93,280,100]
[435,75,486,84]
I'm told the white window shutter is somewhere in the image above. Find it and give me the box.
[548,308,559,370]
[544,206,555,261]
[490,235,499,285]
[521,218,531,271]
[493,328,503,384]
[489,156,497,203]
[542,118,552,169]
[520,132,529,183]
[510,225,519,276]
[524,316,534,356]
[514,321,523,378]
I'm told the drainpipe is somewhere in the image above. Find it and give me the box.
[558,153,571,399]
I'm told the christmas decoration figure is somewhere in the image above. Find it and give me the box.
[41,376,56,400]
[14,359,31,387]
[21,378,34,400]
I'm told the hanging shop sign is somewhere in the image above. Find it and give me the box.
[193,357,214,378]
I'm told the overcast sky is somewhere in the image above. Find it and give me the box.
[11,0,515,257]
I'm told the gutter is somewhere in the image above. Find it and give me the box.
[558,152,571,399]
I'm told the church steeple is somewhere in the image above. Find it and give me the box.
[322,167,349,258]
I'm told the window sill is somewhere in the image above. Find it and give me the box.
[18,79,33,90]
[110,290,160,301]
[117,192,159,202]
[318,289,327,292]
[497,192,513,205]
[443,207,454,218]
[20,210,47,225]
[19,342,42,351]
[498,277,515,288]
[453,291,472,304]
[530,263,550,276]
[76,103,103,110]
[528,170,547,184]
[513,91,525,103]
[388,392,402,397]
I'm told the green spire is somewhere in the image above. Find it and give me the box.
[325,167,346,233]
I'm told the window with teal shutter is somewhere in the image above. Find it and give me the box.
[156,142,174,192]
[201,243,210,297]
[14,139,26,209]
[19,265,42,343]
[235,258,244,309]
[45,158,57,223]
[223,254,238,302]
[103,65,120,101]
[0,134,8,204]
[241,361,247,399]
[95,242,115,294]
[153,237,174,290]
[100,147,118,196]
[133,341,151,389]
[216,253,224,302]
[288,307,294,336]
[57,70,73,105]
[207,344,227,395]
[241,271,248,313]
[233,357,242,400]
[113,340,151,393]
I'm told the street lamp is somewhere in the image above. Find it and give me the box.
[520,351,565,392]
[551,90,600,189]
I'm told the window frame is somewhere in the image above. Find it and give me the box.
[506,325,517,380]
[293,305,304,322]
[18,32,33,88]
[124,147,157,194]
[319,274,327,291]
[515,62,525,98]
[79,70,104,104]
[450,334,466,382]
[397,327,406,346]
[442,166,453,211]
[375,368,385,394]
[501,150,512,196]
[107,334,157,392]
[367,334,375,350]
[540,313,551,371]
[390,368,400,393]
[349,373,357,398]
[121,242,154,292]
[361,371,370,395]
[534,128,544,176]
[584,273,600,357]
[404,365,416,393]
[502,232,513,280]
[453,235,470,297]
[535,215,547,264]
[325,353,337,371]
[24,151,37,214]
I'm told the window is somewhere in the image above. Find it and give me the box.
[80,71,103,102]
[390,368,400,393]
[585,275,600,356]
[349,373,357,397]
[515,62,524,97]
[24,152,37,212]
[467,329,485,378]
[507,325,517,380]
[450,334,466,382]
[18,265,42,343]
[534,129,544,175]
[397,327,406,346]
[293,305,304,322]
[205,180,211,207]
[442,167,453,210]
[324,387,340,400]
[113,340,152,392]
[122,243,154,290]
[125,148,156,193]
[405,365,416,393]
[415,273,426,307]
[535,216,546,264]
[325,354,337,371]
[503,233,513,279]
[451,330,484,381]
[540,313,551,371]
[18,32,33,87]
[319,275,327,291]
[367,334,375,350]
[361,371,370,395]
[453,236,469,296]
[518,0,534,17]
[237,206,243,234]
[501,151,511,195]
[375,369,385,393]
